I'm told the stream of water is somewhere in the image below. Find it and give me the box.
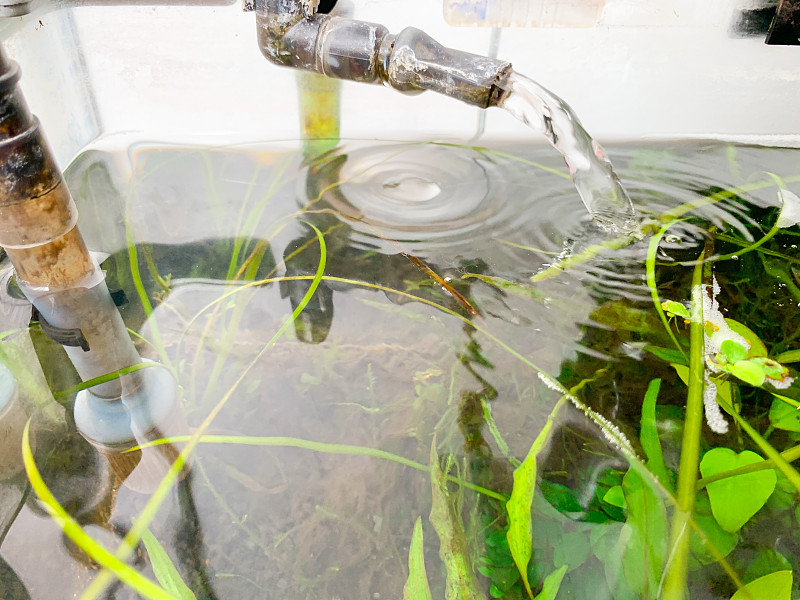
[498,72,638,233]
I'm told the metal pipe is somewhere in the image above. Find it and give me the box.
[255,0,512,109]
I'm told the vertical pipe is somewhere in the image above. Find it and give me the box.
[0,43,142,399]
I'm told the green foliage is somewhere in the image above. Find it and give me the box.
[729,570,792,600]
[429,445,487,600]
[403,517,433,600]
[533,566,567,600]
[506,398,565,599]
[140,528,197,600]
[620,469,668,599]
[699,448,777,532]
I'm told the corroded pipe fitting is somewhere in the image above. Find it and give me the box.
[255,0,512,109]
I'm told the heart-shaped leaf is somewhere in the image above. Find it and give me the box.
[700,448,777,532]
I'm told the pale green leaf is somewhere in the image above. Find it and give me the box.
[720,340,748,364]
[533,565,568,600]
[506,398,564,599]
[776,187,800,228]
[730,570,792,600]
[661,301,691,319]
[773,349,800,364]
[403,517,433,600]
[769,398,800,432]
[728,360,766,387]
[140,528,197,600]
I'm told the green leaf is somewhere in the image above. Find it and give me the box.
[403,517,433,600]
[773,349,800,364]
[140,528,197,600]
[742,550,792,585]
[620,469,668,599]
[730,570,792,600]
[769,398,800,432]
[728,360,766,387]
[603,486,627,509]
[700,448,777,532]
[725,319,768,358]
[661,301,691,319]
[429,445,486,600]
[540,481,583,514]
[640,379,671,489]
[689,493,738,567]
[506,398,565,599]
[533,565,568,600]
[721,340,748,364]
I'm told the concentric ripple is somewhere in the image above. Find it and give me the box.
[302,142,591,261]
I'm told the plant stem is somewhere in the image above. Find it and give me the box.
[661,253,706,600]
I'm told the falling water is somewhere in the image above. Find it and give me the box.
[498,72,637,232]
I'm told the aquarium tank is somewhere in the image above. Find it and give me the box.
[0,0,799,599]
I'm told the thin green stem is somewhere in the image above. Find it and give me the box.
[661,253,705,600]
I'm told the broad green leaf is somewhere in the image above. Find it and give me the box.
[140,528,197,600]
[776,187,800,228]
[720,340,748,363]
[506,399,563,599]
[769,398,800,432]
[620,469,668,599]
[534,565,568,600]
[730,570,792,600]
[725,319,768,358]
[403,517,433,600]
[728,360,766,387]
[429,445,486,600]
[700,448,777,532]
[640,379,671,489]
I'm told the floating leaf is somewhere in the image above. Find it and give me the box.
[533,565,568,600]
[429,445,486,600]
[403,517,433,600]
[730,570,792,600]
[140,528,197,600]
[700,448,777,532]
[506,399,563,599]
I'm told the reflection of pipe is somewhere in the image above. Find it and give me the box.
[0,44,185,490]
[255,0,512,109]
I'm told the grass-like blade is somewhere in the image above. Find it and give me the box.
[403,517,433,600]
[140,527,197,600]
[21,421,179,600]
[640,379,671,490]
[506,396,567,599]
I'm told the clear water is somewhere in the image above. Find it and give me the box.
[0,140,799,599]
[498,72,638,232]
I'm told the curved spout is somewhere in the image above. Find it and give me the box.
[255,0,512,109]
